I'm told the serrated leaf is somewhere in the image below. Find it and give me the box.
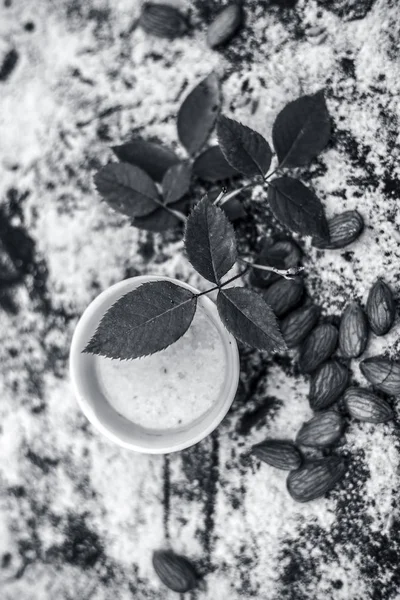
[111,139,180,182]
[162,162,192,205]
[177,73,220,156]
[132,198,188,232]
[272,91,331,167]
[84,281,197,359]
[94,163,160,218]
[185,197,237,284]
[193,146,239,182]
[268,177,329,239]
[217,116,272,178]
[217,287,286,352]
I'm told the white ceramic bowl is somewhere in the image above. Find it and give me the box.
[69,275,240,454]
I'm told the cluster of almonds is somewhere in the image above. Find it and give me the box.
[250,212,398,502]
[148,214,395,591]
[131,1,395,591]
[139,2,243,49]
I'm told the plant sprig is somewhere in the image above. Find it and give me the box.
[93,73,332,237]
[84,196,290,359]
[87,75,333,360]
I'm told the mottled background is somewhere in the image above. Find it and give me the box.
[1,0,400,598]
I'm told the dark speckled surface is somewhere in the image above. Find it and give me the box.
[1,0,400,598]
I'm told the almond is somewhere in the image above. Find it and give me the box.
[344,387,393,423]
[280,303,321,348]
[250,238,302,288]
[309,360,349,410]
[360,357,400,395]
[261,276,304,317]
[207,4,242,49]
[296,411,344,447]
[366,279,395,336]
[251,440,302,470]
[287,456,346,502]
[140,3,188,39]
[339,302,368,358]
[298,324,338,374]
[313,210,363,249]
[152,550,198,593]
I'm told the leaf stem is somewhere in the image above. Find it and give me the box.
[167,207,188,223]
[238,257,304,280]
[195,268,250,298]
[217,178,264,208]
[155,156,284,224]
[220,267,251,288]
[214,187,228,206]
[153,197,187,223]
[216,167,280,210]
[264,167,279,181]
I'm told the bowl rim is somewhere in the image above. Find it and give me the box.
[69,275,240,454]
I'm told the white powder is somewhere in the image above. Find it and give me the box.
[2,0,400,598]
[96,308,226,430]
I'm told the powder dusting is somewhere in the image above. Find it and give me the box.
[1,0,400,598]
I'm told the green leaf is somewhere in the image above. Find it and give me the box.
[132,198,188,232]
[177,73,220,156]
[111,139,180,182]
[268,177,329,239]
[272,91,331,167]
[84,281,197,359]
[162,162,192,205]
[185,196,237,284]
[217,287,286,352]
[94,163,160,218]
[217,115,272,178]
[193,146,239,182]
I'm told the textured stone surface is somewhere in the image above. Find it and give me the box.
[1,1,400,599]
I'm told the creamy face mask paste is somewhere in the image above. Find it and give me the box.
[96,306,226,431]
[70,276,240,452]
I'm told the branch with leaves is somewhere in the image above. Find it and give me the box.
[87,74,341,360]
[84,196,289,359]
[93,72,332,242]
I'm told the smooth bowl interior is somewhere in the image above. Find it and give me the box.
[69,276,240,453]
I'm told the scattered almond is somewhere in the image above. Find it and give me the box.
[344,387,394,423]
[251,439,302,470]
[287,456,346,503]
[296,411,344,447]
[207,4,242,49]
[366,279,395,336]
[298,324,338,374]
[339,301,368,358]
[309,360,349,410]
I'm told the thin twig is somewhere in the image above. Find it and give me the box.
[162,159,284,225]
[213,187,228,206]
[196,267,250,298]
[218,178,264,208]
[264,166,279,181]
[167,207,188,223]
[238,257,304,280]
[153,197,187,223]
